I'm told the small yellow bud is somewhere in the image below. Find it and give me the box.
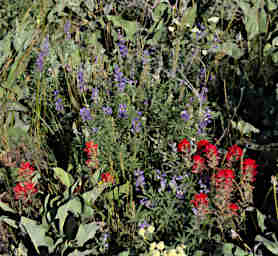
[167,249,177,256]
[152,249,161,256]
[147,225,155,234]
[138,228,145,237]
[157,241,165,251]
[149,242,157,251]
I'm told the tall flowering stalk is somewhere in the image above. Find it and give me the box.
[83,141,98,170]
[36,36,49,72]
[13,162,38,202]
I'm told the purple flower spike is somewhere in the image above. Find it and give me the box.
[80,107,92,122]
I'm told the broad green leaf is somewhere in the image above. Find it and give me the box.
[82,183,108,205]
[75,222,99,247]
[84,0,95,12]
[255,235,278,254]
[265,0,278,11]
[257,209,266,233]
[56,198,82,234]
[0,201,16,213]
[222,243,234,254]
[238,0,267,40]
[212,42,244,60]
[20,217,54,254]
[153,2,168,22]
[14,19,35,51]
[0,32,12,67]
[53,167,74,188]
[106,16,138,40]
[180,5,197,29]
[231,120,260,135]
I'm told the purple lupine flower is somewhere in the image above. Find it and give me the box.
[36,36,49,72]
[102,233,109,249]
[91,88,99,103]
[159,179,167,193]
[199,107,212,134]
[169,177,178,192]
[134,169,145,191]
[114,65,128,92]
[53,90,64,112]
[176,189,185,199]
[102,106,112,115]
[138,220,150,229]
[92,127,99,134]
[118,104,127,118]
[181,110,190,122]
[64,20,71,40]
[131,117,142,134]
[80,107,92,122]
[77,67,87,92]
[55,98,64,112]
[196,23,207,41]
[117,32,128,57]
[156,170,167,192]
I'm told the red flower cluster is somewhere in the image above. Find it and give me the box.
[242,158,258,182]
[13,182,38,200]
[187,140,258,221]
[177,138,190,153]
[226,144,243,162]
[13,162,38,202]
[192,155,206,174]
[229,203,239,215]
[84,141,98,169]
[101,172,114,183]
[190,192,210,216]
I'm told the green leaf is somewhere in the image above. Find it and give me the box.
[222,243,234,254]
[257,209,266,233]
[104,182,130,201]
[20,217,54,254]
[238,0,267,40]
[231,120,260,135]
[14,19,35,52]
[82,183,108,205]
[0,32,12,67]
[67,248,99,256]
[56,198,82,234]
[117,251,130,256]
[215,42,244,60]
[106,15,138,41]
[53,167,74,188]
[0,201,16,213]
[180,4,197,29]
[0,217,18,229]
[75,222,99,247]
[255,235,278,254]
[84,0,95,12]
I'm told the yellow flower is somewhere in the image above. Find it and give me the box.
[147,225,155,234]
[149,242,157,251]
[152,249,161,256]
[157,241,165,251]
[138,228,145,238]
[167,249,177,256]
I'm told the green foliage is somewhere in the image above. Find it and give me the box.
[1,0,278,254]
